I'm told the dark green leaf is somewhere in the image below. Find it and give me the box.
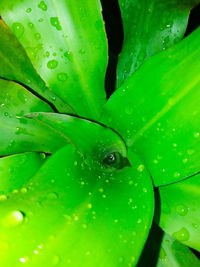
[0,0,108,119]
[117,0,200,87]
[101,27,200,186]
[0,145,154,266]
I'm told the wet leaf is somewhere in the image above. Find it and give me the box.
[101,27,200,186]
[0,144,154,266]
[0,152,46,195]
[0,20,72,113]
[156,173,200,252]
[0,78,65,156]
[117,0,200,87]
[156,232,200,267]
[0,0,108,119]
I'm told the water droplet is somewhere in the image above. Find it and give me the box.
[19,257,28,263]
[174,171,180,178]
[172,227,190,242]
[57,73,68,81]
[64,51,73,61]
[50,17,62,30]
[194,132,200,138]
[4,112,9,117]
[176,204,188,216]
[38,1,48,11]
[192,223,199,229]
[38,18,44,23]
[12,23,25,38]
[28,22,34,28]
[47,60,58,69]
[159,247,167,260]
[34,33,41,40]
[137,218,142,224]
[26,8,32,13]
[187,149,194,155]
[20,188,28,194]
[137,164,145,172]
[87,203,92,209]
[2,210,25,227]
[0,195,7,201]
[45,51,50,57]
[98,188,104,193]
[142,188,147,193]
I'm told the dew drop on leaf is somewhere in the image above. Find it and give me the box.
[26,8,32,13]
[12,23,25,38]
[172,227,190,242]
[38,1,48,11]
[57,73,68,81]
[2,210,25,227]
[176,204,188,216]
[50,17,62,31]
[47,60,58,69]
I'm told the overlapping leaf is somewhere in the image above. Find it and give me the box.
[0,145,154,266]
[0,0,108,119]
[117,0,200,87]
[0,20,72,113]
[102,27,200,186]
[156,172,200,252]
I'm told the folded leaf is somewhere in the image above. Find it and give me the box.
[0,152,46,195]
[101,27,200,186]
[0,145,154,266]
[0,78,65,156]
[117,0,200,87]
[0,20,73,113]
[0,0,108,119]
[24,112,127,171]
[156,173,200,252]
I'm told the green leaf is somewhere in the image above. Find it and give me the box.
[156,173,200,252]
[24,112,128,171]
[117,0,199,87]
[0,0,108,119]
[101,27,200,186]
[156,232,200,267]
[0,78,64,156]
[0,152,46,196]
[0,144,154,266]
[0,20,73,113]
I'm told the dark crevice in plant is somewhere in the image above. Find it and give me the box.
[190,248,200,260]
[100,0,123,98]
[136,223,164,267]
[184,3,200,37]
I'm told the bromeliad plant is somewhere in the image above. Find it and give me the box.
[0,0,200,266]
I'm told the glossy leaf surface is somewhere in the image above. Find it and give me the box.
[138,224,200,267]
[25,112,128,171]
[117,0,200,87]
[0,20,72,113]
[0,145,154,266]
[0,0,108,119]
[156,232,200,267]
[102,28,200,186]
[156,173,200,252]
[0,152,46,195]
[0,78,64,156]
